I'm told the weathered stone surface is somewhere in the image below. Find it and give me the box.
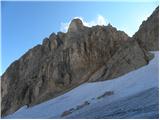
[1,7,158,117]
[68,18,84,33]
[49,33,58,49]
[133,6,159,51]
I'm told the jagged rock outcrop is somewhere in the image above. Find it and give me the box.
[1,7,158,117]
[68,18,85,33]
[133,6,159,51]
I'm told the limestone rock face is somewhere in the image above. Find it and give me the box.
[1,13,157,117]
[133,6,159,51]
[68,18,84,33]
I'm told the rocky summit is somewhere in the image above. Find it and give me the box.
[1,7,159,117]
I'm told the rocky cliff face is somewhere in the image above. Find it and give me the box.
[1,6,158,117]
[133,6,159,51]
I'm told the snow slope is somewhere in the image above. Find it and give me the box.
[5,52,159,119]
[65,87,159,119]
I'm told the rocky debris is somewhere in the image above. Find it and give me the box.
[133,6,159,51]
[61,101,90,117]
[1,7,158,117]
[76,101,90,110]
[97,91,114,99]
[61,109,73,117]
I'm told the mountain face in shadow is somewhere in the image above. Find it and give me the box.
[133,6,159,51]
[1,6,159,117]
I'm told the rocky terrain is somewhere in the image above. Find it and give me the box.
[4,51,159,119]
[133,6,159,51]
[1,6,159,117]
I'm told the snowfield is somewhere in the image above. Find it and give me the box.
[5,52,159,119]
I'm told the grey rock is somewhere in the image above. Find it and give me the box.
[97,91,114,99]
[67,18,84,33]
[133,6,159,51]
[49,32,58,49]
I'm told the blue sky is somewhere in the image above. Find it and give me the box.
[1,1,159,75]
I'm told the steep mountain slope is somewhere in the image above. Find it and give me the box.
[1,20,151,116]
[1,6,158,117]
[5,52,158,119]
[133,6,159,51]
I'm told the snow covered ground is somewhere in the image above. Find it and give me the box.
[65,87,159,119]
[5,52,159,119]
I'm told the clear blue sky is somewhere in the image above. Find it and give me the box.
[1,1,159,75]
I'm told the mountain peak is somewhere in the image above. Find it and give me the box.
[68,18,84,32]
